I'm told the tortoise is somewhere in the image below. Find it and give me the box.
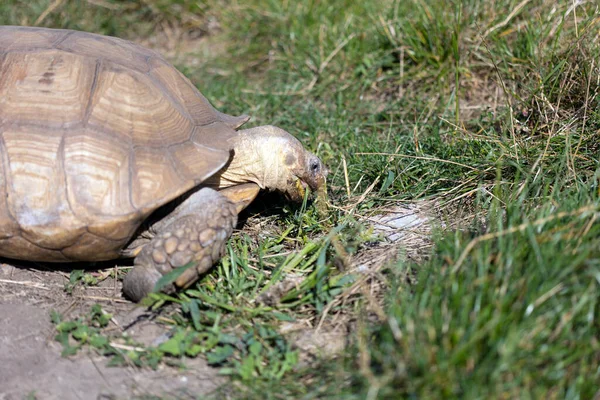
[0,26,327,301]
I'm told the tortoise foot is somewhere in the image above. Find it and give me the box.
[122,188,237,302]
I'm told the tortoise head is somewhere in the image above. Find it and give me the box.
[223,125,327,201]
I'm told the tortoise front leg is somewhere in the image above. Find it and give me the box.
[122,184,259,302]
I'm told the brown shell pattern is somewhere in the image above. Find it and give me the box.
[0,26,248,262]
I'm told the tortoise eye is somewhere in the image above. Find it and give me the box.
[310,159,320,173]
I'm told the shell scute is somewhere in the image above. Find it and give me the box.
[0,26,246,261]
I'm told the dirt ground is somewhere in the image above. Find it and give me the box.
[0,261,224,400]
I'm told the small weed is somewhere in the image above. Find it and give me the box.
[63,269,99,294]
[52,305,115,357]
[24,392,38,400]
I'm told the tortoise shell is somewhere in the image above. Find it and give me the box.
[0,26,249,262]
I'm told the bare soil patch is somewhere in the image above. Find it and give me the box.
[0,262,223,400]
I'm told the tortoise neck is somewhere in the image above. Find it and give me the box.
[207,129,273,190]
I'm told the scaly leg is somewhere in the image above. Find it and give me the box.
[122,184,259,302]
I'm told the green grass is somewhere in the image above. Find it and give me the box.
[200,0,600,397]
[3,0,600,398]
[0,0,208,37]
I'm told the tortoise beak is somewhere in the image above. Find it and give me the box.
[284,178,307,202]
